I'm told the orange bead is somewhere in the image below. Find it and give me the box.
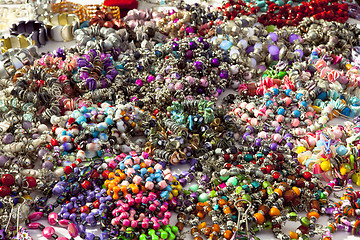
[218,199,227,207]
[224,230,233,239]
[194,237,203,240]
[120,185,127,194]
[274,188,282,197]
[307,211,320,219]
[139,162,146,168]
[223,207,232,214]
[108,172,116,180]
[119,172,126,180]
[196,202,204,211]
[197,222,207,230]
[292,187,301,196]
[269,207,281,217]
[323,238,331,240]
[254,213,265,224]
[147,167,154,173]
[212,224,220,233]
[129,184,139,194]
[112,186,120,200]
[197,211,206,219]
[289,231,298,239]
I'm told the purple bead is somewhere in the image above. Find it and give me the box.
[99,197,106,204]
[196,87,204,94]
[185,50,194,59]
[62,212,70,219]
[286,142,293,149]
[38,149,48,158]
[270,143,278,151]
[100,233,109,240]
[220,70,229,79]
[52,186,64,195]
[86,233,95,240]
[3,133,14,144]
[22,121,32,130]
[95,193,102,199]
[193,61,203,71]
[211,58,220,67]
[66,202,73,210]
[184,200,192,207]
[78,194,85,201]
[69,213,77,222]
[186,27,194,34]
[99,204,107,210]
[182,171,189,176]
[188,173,194,181]
[243,133,250,140]
[289,34,299,43]
[284,133,292,139]
[197,37,204,42]
[0,156,8,167]
[172,43,179,51]
[171,73,181,79]
[275,126,282,133]
[268,45,279,56]
[201,175,210,183]
[179,178,186,186]
[86,215,96,226]
[203,41,210,50]
[255,139,262,147]
[189,192,198,199]
[188,41,197,50]
[42,161,53,170]
[80,213,87,220]
[70,197,77,202]
[78,224,86,234]
[268,33,278,42]
[246,45,254,54]
[217,88,222,95]
[165,66,171,73]
[189,158,197,166]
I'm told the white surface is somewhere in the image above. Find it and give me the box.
[3,0,360,239]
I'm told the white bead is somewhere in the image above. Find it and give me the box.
[38,124,48,133]
[120,145,131,153]
[54,167,64,177]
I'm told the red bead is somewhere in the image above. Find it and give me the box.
[51,126,57,132]
[266,165,274,173]
[303,172,312,180]
[26,176,37,188]
[273,172,281,180]
[46,144,52,150]
[51,138,58,146]
[71,163,76,168]
[68,118,75,125]
[153,109,159,116]
[0,186,10,197]
[2,174,15,186]
[81,180,91,190]
[64,166,73,175]
[80,205,90,214]
[102,170,110,179]
[298,225,309,234]
[90,170,99,179]
[93,200,100,208]
[225,163,232,169]
[223,154,230,162]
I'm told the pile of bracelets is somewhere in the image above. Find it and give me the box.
[1,0,360,240]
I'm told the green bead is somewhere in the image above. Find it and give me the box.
[244,154,253,162]
[189,184,199,192]
[160,230,168,239]
[300,217,310,226]
[236,186,243,194]
[277,71,287,79]
[256,153,264,158]
[264,220,272,229]
[139,234,147,240]
[263,181,271,188]
[198,193,209,203]
[350,155,355,169]
[289,212,297,221]
[214,179,220,186]
[256,0,266,7]
[227,177,238,186]
[183,190,191,195]
[210,190,217,198]
[277,0,284,6]
[253,226,259,232]
[320,192,327,199]
[267,187,274,195]
[148,229,159,240]
[301,236,309,240]
[267,25,275,32]
[242,194,251,202]
[219,175,230,181]
[171,226,179,234]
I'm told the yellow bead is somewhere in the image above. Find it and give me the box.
[346,64,353,70]
[23,195,32,200]
[321,161,331,172]
[171,189,179,197]
[340,167,347,175]
[297,146,307,154]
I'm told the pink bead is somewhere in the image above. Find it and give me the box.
[131,220,138,228]
[68,223,78,238]
[135,197,142,204]
[272,134,282,142]
[142,197,149,204]
[42,226,55,238]
[258,131,268,139]
[163,169,171,175]
[133,176,142,185]
[154,163,163,170]
[142,221,149,228]
[312,164,322,174]
[284,97,292,106]
[154,200,160,206]
[148,192,157,200]
[135,79,143,87]
[240,113,249,121]
[147,75,155,83]
[271,121,279,127]
[57,238,69,240]
[162,218,169,225]
[304,119,312,126]
[174,82,184,90]
[160,204,168,212]
[141,152,149,159]
[186,76,195,85]
[158,180,167,190]
[123,219,130,226]
[164,211,172,219]
[149,204,156,211]
[112,218,120,225]
[153,221,160,230]
[292,118,300,127]
[58,219,70,227]
[250,118,258,126]
[199,77,208,87]
[333,129,342,139]
[124,159,133,166]
[144,159,152,167]
[48,212,58,226]
[276,115,284,123]
[28,212,43,221]
[127,168,135,176]
[108,161,117,169]
[27,223,41,229]
[133,157,141,164]
[120,212,129,219]
[145,181,154,190]
[265,109,273,116]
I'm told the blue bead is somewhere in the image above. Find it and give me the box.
[76,116,86,124]
[285,89,292,96]
[0,201,3,208]
[272,88,279,95]
[97,150,102,157]
[105,117,113,125]
[92,131,99,138]
[213,205,219,210]
[300,101,307,108]
[97,123,107,132]
[133,164,141,170]
[99,133,108,141]
[264,92,272,99]
[100,232,109,240]
[293,110,301,118]
[296,93,303,100]
[80,106,88,113]
[316,92,327,100]
[266,100,274,107]
[219,40,232,50]
[62,130,67,136]
[160,191,170,199]
[277,108,285,115]
[86,232,95,240]
[336,145,348,156]
[140,168,147,176]
[341,107,351,116]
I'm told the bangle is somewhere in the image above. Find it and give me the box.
[10,20,47,47]
[0,35,35,53]
[44,13,80,42]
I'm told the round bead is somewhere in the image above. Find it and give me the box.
[1,174,15,186]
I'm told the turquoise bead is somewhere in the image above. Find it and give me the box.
[256,1,266,7]
[336,145,348,156]
[198,193,209,203]
[219,40,232,50]
[226,177,238,186]
[105,117,114,125]
[251,181,260,188]
[189,184,199,192]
